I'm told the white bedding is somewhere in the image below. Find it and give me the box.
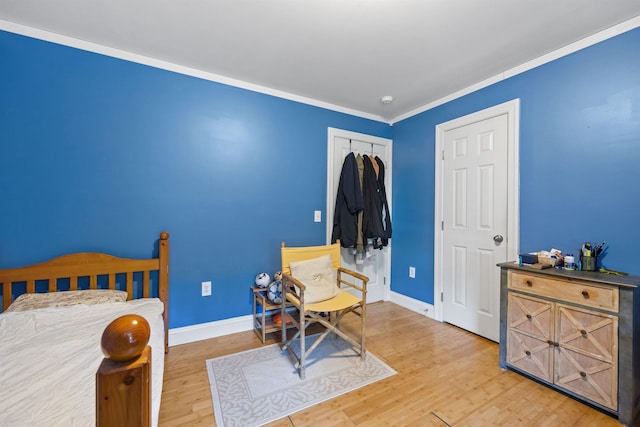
[0,298,165,427]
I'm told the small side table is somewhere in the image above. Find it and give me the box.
[251,286,293,343]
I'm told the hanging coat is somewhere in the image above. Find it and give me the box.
[362,155,392,248]
[331,152,363,248]
[375,156,392,244]
[355,154,365,252]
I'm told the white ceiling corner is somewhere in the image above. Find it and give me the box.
[1,1,640,123]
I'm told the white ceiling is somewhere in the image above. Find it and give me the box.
[2,1,640,123]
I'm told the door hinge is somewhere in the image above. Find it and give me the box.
[383,277,386,285]
[442,150,445,160]
[441,292,444,302]
[441,221,444,231]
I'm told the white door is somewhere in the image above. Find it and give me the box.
[435,100,520,343]
[327,128,392,303]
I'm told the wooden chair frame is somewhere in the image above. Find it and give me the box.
[280,242,368,379]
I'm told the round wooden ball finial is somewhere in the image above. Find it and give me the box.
[101,314,151,362]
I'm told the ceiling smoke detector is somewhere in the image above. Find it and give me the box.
[380,95,393,105]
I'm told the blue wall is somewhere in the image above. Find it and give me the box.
[0,31,391,327]
[2,25,639,325]
[391,27,640,304]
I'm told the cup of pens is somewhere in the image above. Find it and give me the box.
[581,241,605,271]
[582,255,597,271]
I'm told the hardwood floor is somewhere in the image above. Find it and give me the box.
[158,302,622,426]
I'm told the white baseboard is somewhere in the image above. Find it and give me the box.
[388,291,436,320]
[168,314,254,347]
[168,293,436,347]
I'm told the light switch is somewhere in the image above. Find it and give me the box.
[409,267,416,278]
[201,281,212,296]
[314,210,322,222]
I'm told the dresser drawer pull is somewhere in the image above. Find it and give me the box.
[580,329,587,336]
[526,314,532,319]
[525,350,531,356]
[526,280,533,287]
[581,290,590,299]
[547,340,554,346]
[580,371,587,378]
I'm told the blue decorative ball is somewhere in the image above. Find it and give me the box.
[267,280,282,304]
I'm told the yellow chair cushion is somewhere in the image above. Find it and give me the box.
[287,290,361,312]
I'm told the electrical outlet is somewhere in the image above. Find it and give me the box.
[409,266,416,278]
[314,210,322,222]
[201,281,212,296]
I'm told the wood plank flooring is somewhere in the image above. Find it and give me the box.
[158,302,622,426]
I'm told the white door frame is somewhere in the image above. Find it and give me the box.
[327,127,393,301]
[433,99,520,322]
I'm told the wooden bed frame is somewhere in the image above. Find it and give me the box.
[0,231,170,352]
[0,232,170,426]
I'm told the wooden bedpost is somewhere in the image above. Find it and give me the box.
[96,346,151,427]
[158,232,169,354]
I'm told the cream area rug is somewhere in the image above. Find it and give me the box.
[206,335,396,427]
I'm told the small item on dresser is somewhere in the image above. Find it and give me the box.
[581,241,606,271]
[538,249,563,267]
[519,253,538,265]
[581,255,597,271]
[530,262,551,270]
[564,254,575,270]
[599,267,628,276]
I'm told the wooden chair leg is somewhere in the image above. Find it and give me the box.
[281,293,287,346]
[361,302,366,360]
[298,308,306,379]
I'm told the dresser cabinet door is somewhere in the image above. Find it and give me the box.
[507,293,553,382]
[554,304,618,410]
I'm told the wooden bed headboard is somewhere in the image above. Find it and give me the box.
[0,232,170,352]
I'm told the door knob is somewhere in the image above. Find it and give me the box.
[493,234,504,243]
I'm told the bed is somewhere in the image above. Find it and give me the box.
[0,231,169,427]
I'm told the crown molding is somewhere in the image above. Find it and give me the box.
[0,19,386,124]
[391,15,640,124]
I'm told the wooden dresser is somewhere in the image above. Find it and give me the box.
[498,263,640,426]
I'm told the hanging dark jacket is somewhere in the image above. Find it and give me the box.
[331,153,363,248]
[362,155,392,247]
